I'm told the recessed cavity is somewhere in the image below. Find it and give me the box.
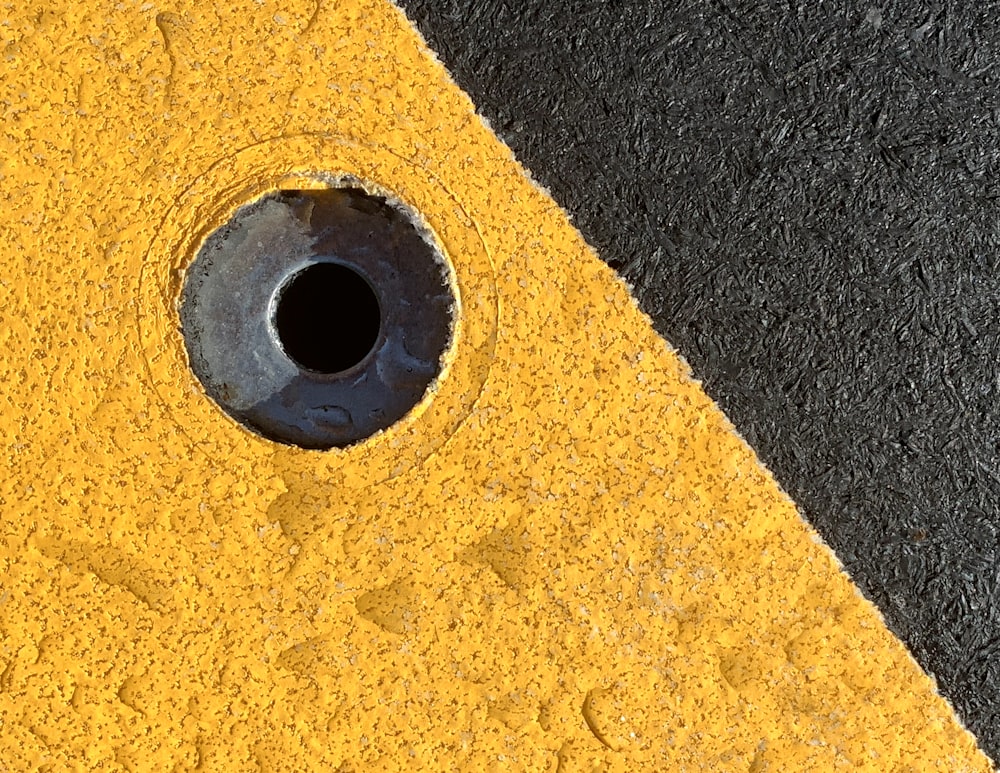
[179,185,455,449]
[273,262,381,374]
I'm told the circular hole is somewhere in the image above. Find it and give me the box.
[273,262,382,374]
[180,185,455,449]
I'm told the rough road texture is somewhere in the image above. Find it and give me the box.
[400,0,1000,758]
[0,0,992,768]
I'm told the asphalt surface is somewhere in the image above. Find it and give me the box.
[400,0,1000,759]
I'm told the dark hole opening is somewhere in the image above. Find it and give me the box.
[273,262,381,374]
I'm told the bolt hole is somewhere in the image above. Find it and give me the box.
[273,262,381,374]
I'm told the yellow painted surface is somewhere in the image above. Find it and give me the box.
[0,0,991,770]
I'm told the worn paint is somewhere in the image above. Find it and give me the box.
[0,0,990,770]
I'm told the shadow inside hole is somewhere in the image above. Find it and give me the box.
[273,262,382,375]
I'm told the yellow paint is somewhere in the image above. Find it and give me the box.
[0,0,990,770]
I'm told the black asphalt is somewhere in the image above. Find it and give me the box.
[400,0,1000,759]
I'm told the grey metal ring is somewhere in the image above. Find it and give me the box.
[179,186,455,449]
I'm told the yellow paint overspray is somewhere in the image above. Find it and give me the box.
[0,0,991,770]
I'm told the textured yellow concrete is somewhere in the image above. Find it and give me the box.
[0,1,991,771]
